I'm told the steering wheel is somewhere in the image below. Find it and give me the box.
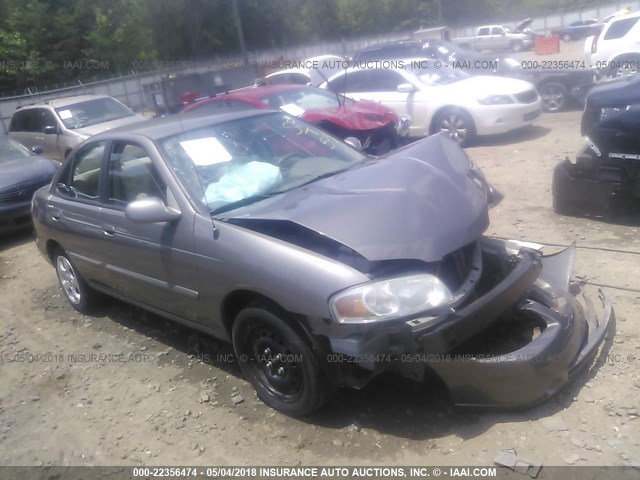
[275,152,312,172]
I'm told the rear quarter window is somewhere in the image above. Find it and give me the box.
[604,17,639,40]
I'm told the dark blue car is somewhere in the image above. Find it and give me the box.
[0,135,58,234]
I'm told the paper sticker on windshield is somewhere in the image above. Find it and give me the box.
[279,103,305,117]
[180,137,232,166]
[58,109,73,120]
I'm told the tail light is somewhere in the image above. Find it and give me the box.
[591,30,601,54]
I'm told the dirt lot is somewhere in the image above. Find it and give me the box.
[1,44,640,469]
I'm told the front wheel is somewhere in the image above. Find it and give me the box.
[539,81,568,112]
[54,247,103,313]
[232,304,331,416]
[562,33,572,42]
[511,40,523,52]
[434,109,476,147]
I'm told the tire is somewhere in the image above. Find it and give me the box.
[433,108,476,147]
[562,33,572,42]
[53,247,103,313]
[511,40,523,52]
[552,165,580,216]
[610,55,640,78]
[368,131,397,156]
[232,304,331,416]
[538,81,568,112]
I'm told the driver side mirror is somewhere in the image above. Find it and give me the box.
[125,197,181,224]
[43,125,59,135]
[397,83,416,93]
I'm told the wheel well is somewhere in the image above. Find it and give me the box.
[220,290,327,354]
[45,239,61,262]
[429,106,473,135]
[221,290,287,338]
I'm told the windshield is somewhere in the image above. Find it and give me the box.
[410,65,469,85]
[259,88,353,114]
[55,97,135,129]
[0,136,33,162]
[159,112,366,214]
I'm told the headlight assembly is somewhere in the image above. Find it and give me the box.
[330,274,453,324]
[478,95,514,105]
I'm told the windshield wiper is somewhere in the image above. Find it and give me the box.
[211,193,273,215]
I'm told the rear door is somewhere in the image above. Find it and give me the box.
[47,141,112,285]
[98,141,200,319]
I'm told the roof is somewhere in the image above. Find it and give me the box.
[16,94,110,110]
[218,84,312,101]
[90,109,274,142]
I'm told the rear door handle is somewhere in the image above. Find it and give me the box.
[47,204,60,221]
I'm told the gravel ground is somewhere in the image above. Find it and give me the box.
[1,45,639,469]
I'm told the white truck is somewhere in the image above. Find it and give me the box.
[453,23,533,52]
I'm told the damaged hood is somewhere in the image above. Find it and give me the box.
[225,135,489,263]
[301,101,398,131]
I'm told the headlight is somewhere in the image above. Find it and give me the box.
[478,94,514,105]
[330,274,453,324]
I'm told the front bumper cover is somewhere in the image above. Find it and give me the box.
[321,238,614,408]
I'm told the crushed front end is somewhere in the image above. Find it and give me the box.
[317,237,614,408]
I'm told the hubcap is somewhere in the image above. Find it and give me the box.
[440,114,467,143]
[248,327,302,401]
[541,86,564,111]
[56,256,81,305]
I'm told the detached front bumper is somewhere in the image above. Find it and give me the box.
[322,238,614,408]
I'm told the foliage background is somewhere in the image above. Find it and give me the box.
[0,0,612,93]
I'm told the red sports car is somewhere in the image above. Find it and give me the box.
[179,85,411,155]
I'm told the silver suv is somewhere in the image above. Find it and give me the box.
[8,94,145,162]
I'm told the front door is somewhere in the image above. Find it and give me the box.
[98,141,199,320]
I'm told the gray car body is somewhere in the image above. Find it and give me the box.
[31,111,486,341]
[32,110,614,409]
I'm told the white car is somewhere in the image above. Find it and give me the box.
[585,12,640,76]
[261,55,347,86]
[320,59,541,146]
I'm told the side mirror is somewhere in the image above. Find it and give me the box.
[344,137,363,150]
[397,83,415,93]
[31,145,44,155]
[43,125,58,135]
[125,197,181,224]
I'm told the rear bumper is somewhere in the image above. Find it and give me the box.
[321,238,614,408]
[552,157,620,208]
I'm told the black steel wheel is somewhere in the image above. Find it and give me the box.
[232,304,331,416]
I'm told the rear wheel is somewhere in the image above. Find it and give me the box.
[434,109,476,147]
[54,247,103,313]
[539,81,568,112]
[232,304,331,416]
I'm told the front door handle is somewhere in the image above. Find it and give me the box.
[103,225,116,236]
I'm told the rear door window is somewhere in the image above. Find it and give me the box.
[61,142,107,201]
